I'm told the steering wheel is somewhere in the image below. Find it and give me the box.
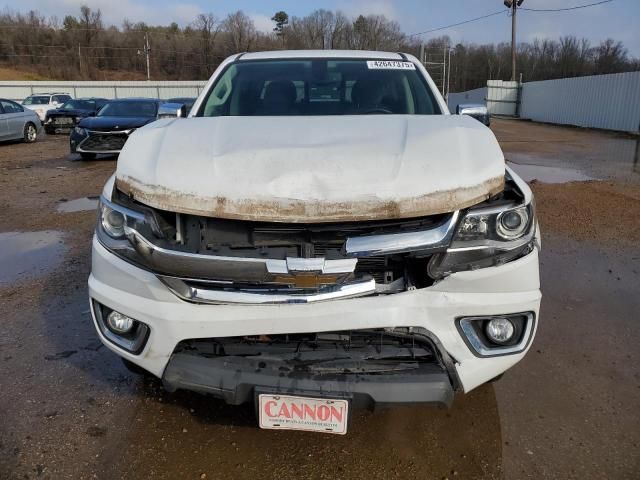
[360,107,393,114]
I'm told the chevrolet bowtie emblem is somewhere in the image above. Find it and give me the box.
[266,257,357,288]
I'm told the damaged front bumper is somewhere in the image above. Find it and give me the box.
[162,331,456,407]
[88,233,541,404]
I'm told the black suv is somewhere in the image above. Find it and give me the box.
[44,98,109,134]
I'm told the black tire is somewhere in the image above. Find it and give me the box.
[80,152,97,161]
[121,358,152,376]
[23,122,37,143]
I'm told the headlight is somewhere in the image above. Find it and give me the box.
[101,204,126,238]
[428,201,536,278]
[98,197,147,240]
[497,207,529,239]
[96,196,164,270]
[74,126,87,136]
[453,203,533,244]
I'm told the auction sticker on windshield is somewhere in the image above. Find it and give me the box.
[367,60,415,70]
[258,394,349,434]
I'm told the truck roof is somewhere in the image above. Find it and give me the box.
[239,50,408,61]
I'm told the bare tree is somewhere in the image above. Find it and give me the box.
[192,13,220,76]
[0,7,636,84]
[221,11,257,53]
[79,5,102,45]
[595,38,628,74]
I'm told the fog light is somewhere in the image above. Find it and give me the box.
[92,301,150,354]
[485,317,515,344]
[106,311,134,334]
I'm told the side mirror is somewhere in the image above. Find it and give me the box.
[456,104,490,126]
[158,103,186,119]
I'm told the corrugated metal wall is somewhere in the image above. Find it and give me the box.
[520,72,640,133]
[0,80,208,102]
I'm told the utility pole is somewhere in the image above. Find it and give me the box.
[442,44,447,95]
[446,47,451,101]
[138,33,151,81]
[144,33,151,81]
[78,44,82,77]
[504,0,523,81]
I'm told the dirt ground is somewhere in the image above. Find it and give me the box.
[0,119,639,479]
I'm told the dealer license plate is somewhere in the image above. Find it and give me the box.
[258,394,349,434]
[55,118,73,124]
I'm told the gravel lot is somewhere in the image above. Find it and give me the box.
[0,119,639,479]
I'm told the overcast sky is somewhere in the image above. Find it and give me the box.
[7,0,640,56]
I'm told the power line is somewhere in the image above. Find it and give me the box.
[408,10,507,37]
[408,0,614,38]
[0,42,141,50]
[520,0,613,12]
[3,53,139,59]
[0,51,218,66]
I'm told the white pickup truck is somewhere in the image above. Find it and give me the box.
[89,50,541,434]
[21,93,72,122]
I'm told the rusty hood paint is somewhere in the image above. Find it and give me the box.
[115,115,505,222]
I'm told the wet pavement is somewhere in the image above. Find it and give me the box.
[0,231,65,284]
[56,196,99,213]
[1,121,639,479]
[507,161,595,183]
[498,119,640,182]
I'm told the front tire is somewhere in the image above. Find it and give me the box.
[79,152,96,161]
[23,122,37,143]
[121,358,152,376]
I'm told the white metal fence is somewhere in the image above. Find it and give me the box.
[0,80,208,102]
[449,71,640,133]
[519,72,640,133]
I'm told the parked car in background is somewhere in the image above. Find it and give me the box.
[70,98,163,160]
[0,98,41,143]
[166,97,196,114]
[44,97,109,134]
[456,104,491,126]
[22,93,72,122]
[90,51,541,434]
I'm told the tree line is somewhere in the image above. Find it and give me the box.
[0,7,637,91]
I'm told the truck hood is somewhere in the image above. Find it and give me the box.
[115,115,505,222]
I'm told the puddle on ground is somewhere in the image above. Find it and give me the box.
[56,196,99,213]
[0,231,66,284]
[507,162,595,184]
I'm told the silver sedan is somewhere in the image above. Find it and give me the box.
[0,98,42,143]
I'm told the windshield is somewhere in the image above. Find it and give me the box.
[98,101,158,117]
[23,96,49,105]
[61,100,94,110]
[196,58,440,117]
